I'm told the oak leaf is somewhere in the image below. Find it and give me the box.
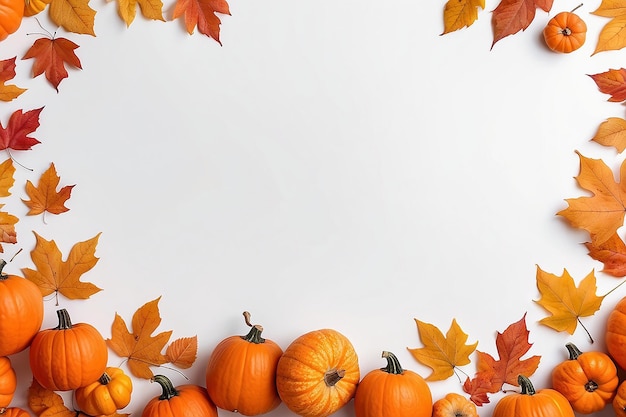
[22,232,102,303]
[491,0,553,48]
[589,68,626,102]
[535,266,604,339]
[0,57,26,102]
[442,0,485,34]
[48,0,96,35]
[166,336,198,369]
[557,151,626,245]
[111,0,164,26]
[0,108,43,160]
[107,297,173,379]
[407,318,477,381]
[22,36,82,92]
[586,233,626,277]
[592,117,626,152]
[22,162,75,217]
[171,0,230,44]
[0,206,18,252]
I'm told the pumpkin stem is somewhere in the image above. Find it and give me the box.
[381,351,404,375]
[585,380,599,392]
[54,309,73,330]
[324,368,346,387]
[99,372,112,385]
[518,375,536,396]
[152,374,179,400]
[571,2,583,12]
[0,259,6,279]
[565,342,583,360]
[241,311,265,344]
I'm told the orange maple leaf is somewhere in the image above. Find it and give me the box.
[166,336,198,369]
[407,318,477,381]
[557,151,626,245]
[491,0,552,48]
[107,297,173,379]
[28,379,66,416]
[21,232,102,303]
[0,205,18,253]
[22,162,75,219]
[0,57,27,102]
[589,68,626,102]
[592,117,626,152]
[22,36,82,92]
[586,233,626,277]
[171,0,230,44]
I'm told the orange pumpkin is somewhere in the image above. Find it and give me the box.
[29,308,108,391]
[0,0,23,41]
[205,311,283,416]
[0,408,30,417]
[551,342,618,414]
[141,375,218,417]
[493,375,575,417]
[543,5,587,53]
[0,261,43,356]
[75,367,133,416]
[606,296,626,370]
[613,380,626,416]
[432,393,479,417]
[0,357,16,409]
[23,0,51,17]
[276,328,360,417]
[353,351,432,417]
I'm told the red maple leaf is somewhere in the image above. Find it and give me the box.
[586,233,626,277]
[491,0,553,48]
[0,108,43,163]
[22,36,82,92]
[171,0,230,44]
[589,68,626,103]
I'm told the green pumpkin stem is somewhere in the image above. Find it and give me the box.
[153,375,179,400]
[55,309,73,330]
[518,375,536,395]
[241,311,265,344]
[324,369,346,387]
[381,351,404,375]
[565,342,583,360]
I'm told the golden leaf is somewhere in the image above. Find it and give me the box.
[442,0,485,34]
[593,14,626,55]
[592,117,626,152]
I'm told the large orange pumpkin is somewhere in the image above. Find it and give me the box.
[0,261,43,356]
[353,351,432,417]
[0,0,23,41]
[75,367,133,416]
[205,311,283,416]
[29,308,108,391]
[493,375,575,417]
[606,296,626,370]
[276,328,360,417]
[142,375,218,417]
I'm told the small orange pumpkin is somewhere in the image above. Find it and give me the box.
[0,0,23,41]
[606,296,626,370]
[29,308,108,391]
[23,0,51,17]
[205,311,283,416]
[354,351,432,417]
[613,380,626,416]
[551,342,618,414]
[0,357,16,409]
[432,393,479,417]
[543,5,587,53]
[493,375,575,417]
[0,408,31,417]
[75,367,133,416]
[141,375,218,417]
[276,328,360,417]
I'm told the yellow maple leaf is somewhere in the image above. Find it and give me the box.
[112,0,164,26]
[593,14,626,55]
[442,0,485,34]
[21,232,102,303]
[592,117,626,152]
[0,159,15,197]
[49,0,96,35]
[407,318,477,381]
[22,162,75,219]
[534,266,604,341]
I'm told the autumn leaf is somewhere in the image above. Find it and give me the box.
[589,68,626,102]
[22,162,75,218]
[0,108,43,163]
[0,205,18,253]
[535,266,604,341]
[107,297,173,379]
[166,336,198,369]
[28,379,65,416]
[407,318,477,381]
[22,232,102,303]
[586,233,626,277]
[557,151,626,245]
[464,314,540,405]
[463,372,494,406]
[0,57,26,102]
[111,0,164,27]
[592,0,626,55]
[171,0,230,44]
[592,117,626,152]
[22,36,82,92]
[491,0,553,48]
[0,159,15,197]
[442,0,485,34]
[48,0,96,35]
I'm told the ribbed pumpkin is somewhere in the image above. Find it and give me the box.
[29,308,108,391]
[432,393,479,417]
[205,311,283,416]
[276,328,360,417]
[0,0,23,41]
[613,380,626,416]
[354,351,432,417]
[0,261,43,356]
[0,408,30,417]
[551,342,618,414]
[493,375,575,417]
[142,375,218,417]
[75,367,133,415]
[606,296,626,370]
[542,5,587,53]
[0,357,16,409]
[23,0,51,17]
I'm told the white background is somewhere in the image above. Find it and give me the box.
[2,0,626,416]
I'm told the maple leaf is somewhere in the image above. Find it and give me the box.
[0,205,18,253]
[592,117,626,152]
[22,36,82,92]
[407,318,477,381]
[0,107,43,164]
[112,0,164,27]
[48,0,96,35]
[22,232,102,303]
[166,336,198,369]
[107,297,173,379]
[557,151,626,245]
[0,57,26,102]
[534,266,604,341]
[22,162,75,218]
[589,68,626,102]
[586,233,626,277]
[171,0,230,44]
[491,0,553,48]
[442,0,485,34]
[463,372,494,406]
[0,159,16,197]
[28,379,65,416]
